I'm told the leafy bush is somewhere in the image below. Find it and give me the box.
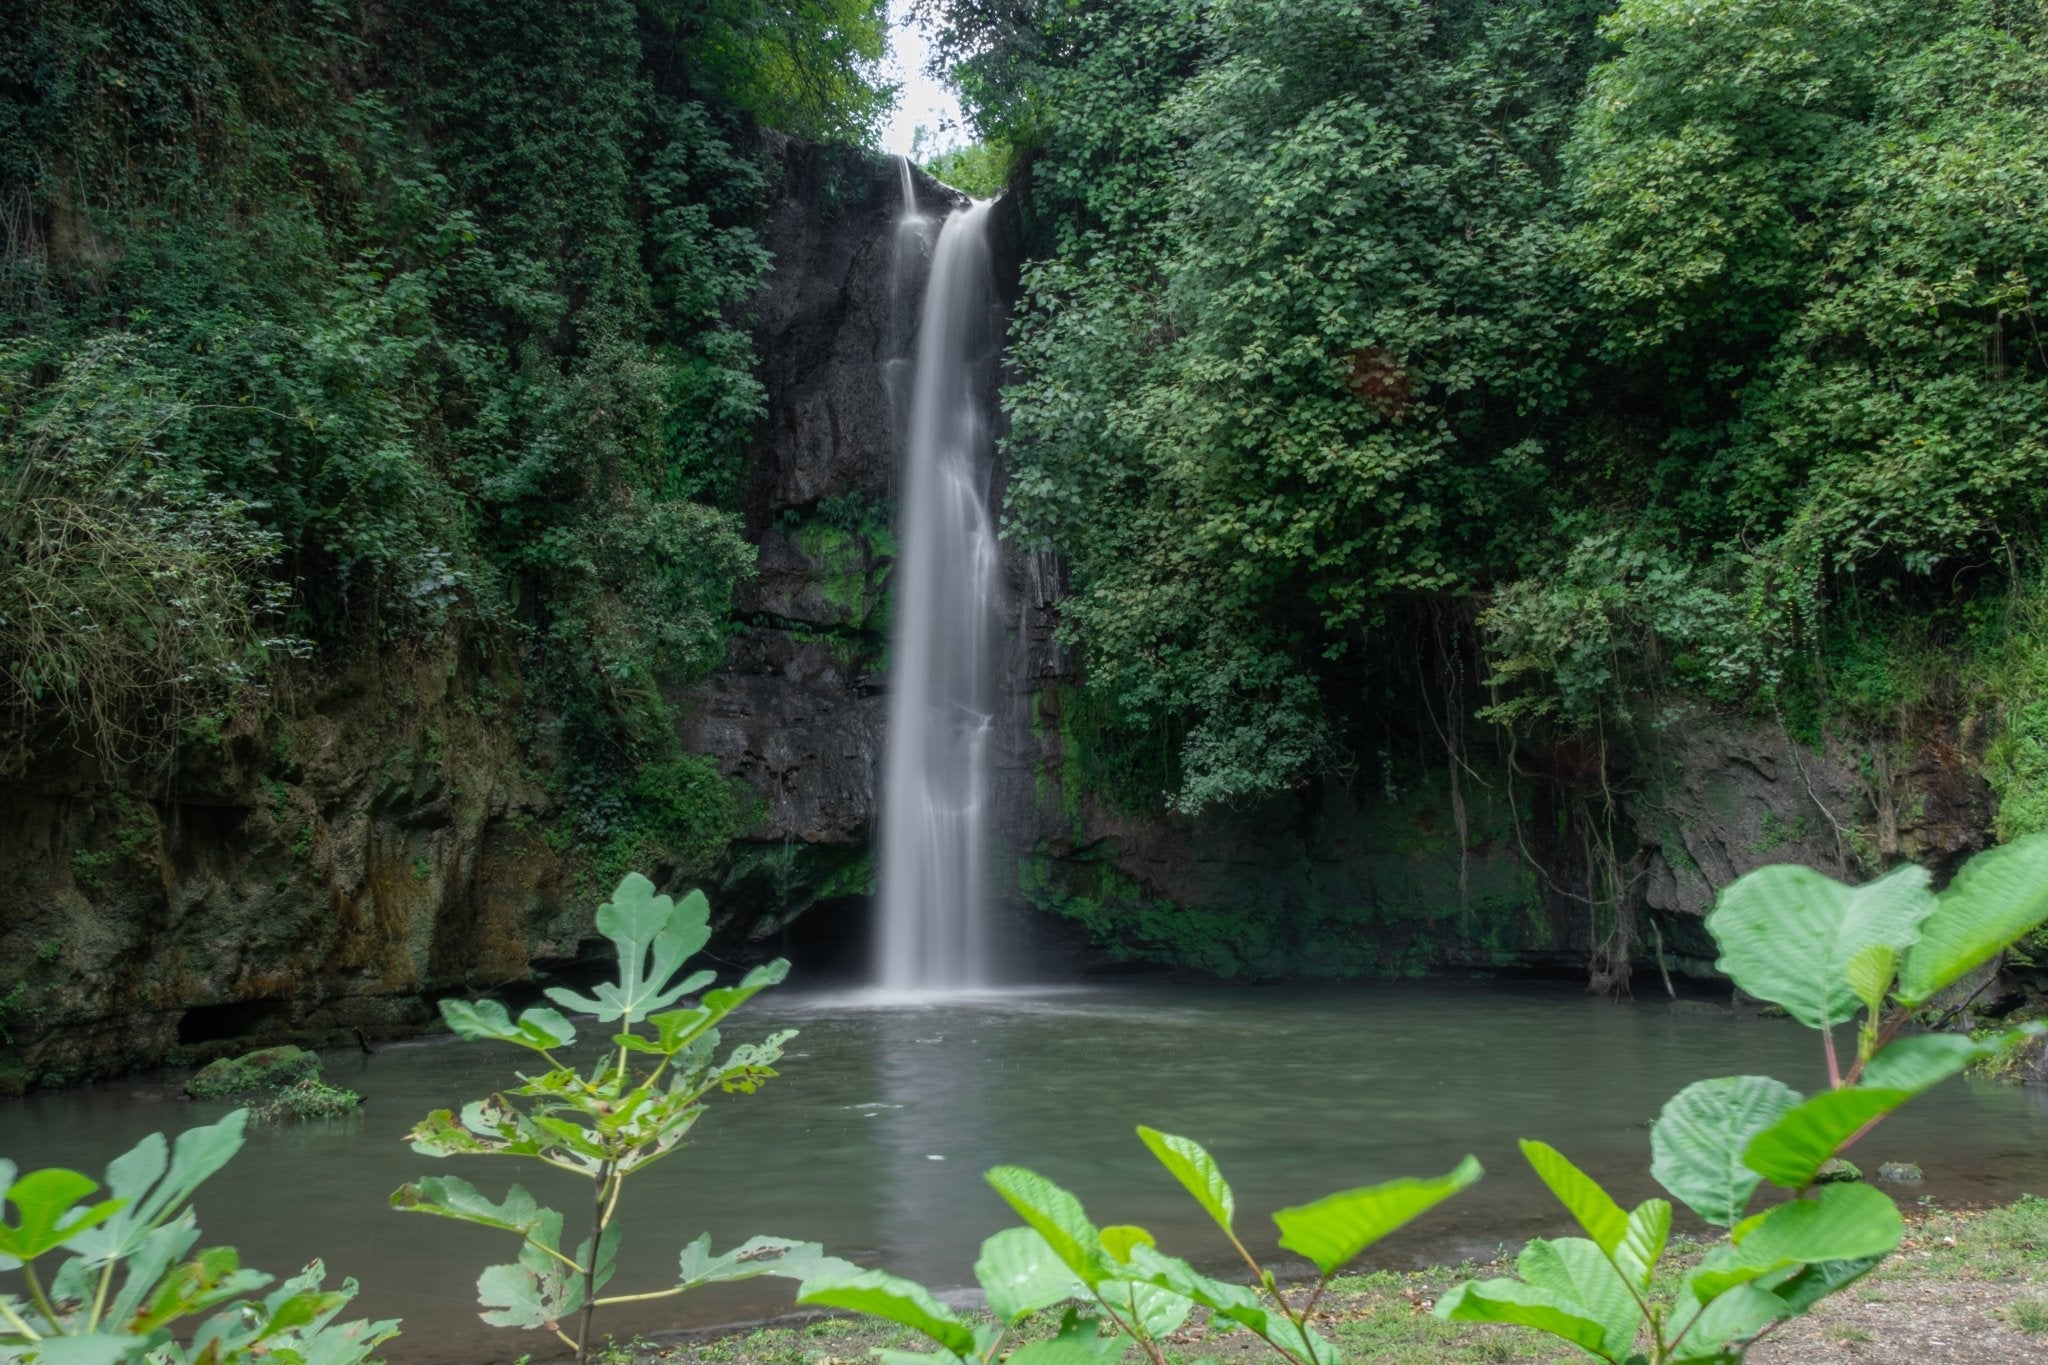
[0,339,302,778]
[781,1127,1478,1365]
[1438,834,2048,1360]
[256,1078,362,1122]
[0,1109,397,1362]
[920,140,1015,198]
[394,873,824,1365]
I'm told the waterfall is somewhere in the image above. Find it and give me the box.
[875,167,1002,995]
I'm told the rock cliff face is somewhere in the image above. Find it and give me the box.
[0,645,585,1091]
[0,142,2006,1090]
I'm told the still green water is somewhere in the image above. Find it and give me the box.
[5,982,2046,1362]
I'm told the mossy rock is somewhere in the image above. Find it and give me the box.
[1815,1158,1864,1184]
[1878,1161,1925,1183]
[185,1045,321,1098]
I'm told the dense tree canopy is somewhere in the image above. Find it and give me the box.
[938,0,2048,814]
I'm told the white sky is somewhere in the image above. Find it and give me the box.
[878,0,969,157]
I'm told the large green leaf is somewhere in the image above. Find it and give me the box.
[986,1167,1108,1285]
[1684,1184,1901,1303]
[1619,1199,1673,1290]
[1858,1023,2047,1092]
[389,1177,561,1246]
[1741,1088,1908,1189]
[1517,1237,1642,1361]
[21,1335,145,1365]
[0,1169,124,1263]
[439,999,577,1052]
[796,1265,979,1357]
[65,1111,248,1268]
[1764,1253,1885,1315]
[1708,863,1936,1029]
[1434,1277,1625,1360]
[1136,1126,1236,1234]
[1105,1278,1195,1339]
[1898,835,2048,1004]
[975,1227,1088,1322]
[1651,1076,1800,1226]
[1271,1155,1481,1276]
[1668,1281,1782,1360]
[1006,1317,1126,1365]
[477,1243,578,1331]
[544,875,713,1023]
[106,1220,202,1327]
[1520,1141,1626,1253]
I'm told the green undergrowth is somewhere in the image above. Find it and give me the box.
[254,1076,362,1122]
[623,1200,2048,1365]
[1,0,896,884]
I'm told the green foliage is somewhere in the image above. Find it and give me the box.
[1981,576,2048,841]
[784,1125,1479,1365]
[920,141,1015,198]
[1440,838,2048,1360]
[0,1109,398,1362]
[255,1079,362,1123]
[0,0,871,870]
[183,1047,321,1100]
[933,0,2048,801]
[645,0,894,145]
[991,0,1594,808]
[0,338,303,779]
[394,873,821,1365]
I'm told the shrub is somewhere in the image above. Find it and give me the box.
[256,1078,362,1122]
[1438,834,2048,1361]
[393,873,826,1365]
[777,1127,1480,1365]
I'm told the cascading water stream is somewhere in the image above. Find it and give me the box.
[874,164,1002,995]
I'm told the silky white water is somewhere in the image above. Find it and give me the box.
[875,174,1001,994]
